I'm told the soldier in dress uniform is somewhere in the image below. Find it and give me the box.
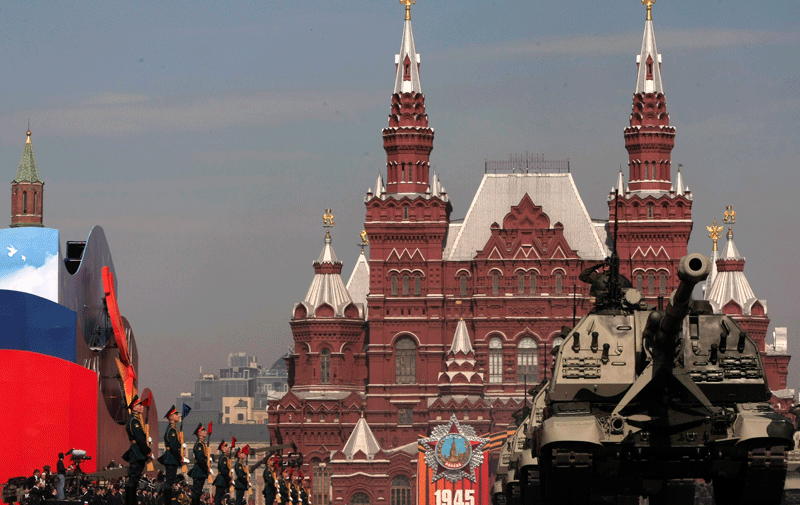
[277,469,289,505]
[232,449,247,505]
[297,473,309,505]
[123,395,152,505]
[187,424,209,505]
[212,441,231,505]
[158,406,183,505]
[261,456,277,505]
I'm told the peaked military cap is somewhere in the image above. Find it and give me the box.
[218,440,227,451]
[164,405,177,419]
[128,394,142,409]
[193,422,205,436]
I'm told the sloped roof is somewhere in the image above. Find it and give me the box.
[346,251,370,316]
[296,231,360,318]
[705,228,765,315]
[444,173,605,261]
[393,18,422,94]
[635,18,664,94]
[342,415,381,460]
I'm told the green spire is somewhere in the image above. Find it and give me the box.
[13,129,42,184]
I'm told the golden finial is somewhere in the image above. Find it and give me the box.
[706,219,723,252]
[323,209,335,228]
[400,0,416,21]
[723,205,736,225]
[642,0,655,21]
[26,119,31,143]
[359,230,369,254]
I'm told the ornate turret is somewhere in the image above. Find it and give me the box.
[438,318,483,397]
[11,127,44,228]
[624,0,676,194]
[382,0,434,195]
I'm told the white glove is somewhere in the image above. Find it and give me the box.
[184,458,190,464]
[148,437,153,445]
[210,469,215,477]
[182,443,187,449]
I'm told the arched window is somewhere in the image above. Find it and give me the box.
[660,272,667,293]
[403,206,409,220]
[531,273,536,294]
[22,191,27,214]
[320,349,331,384]
[552,337,564,351]
[460,274,468,296]
[647,204,654,218]
[492,271,500,295]
[312,461,331,505]
[396,337,416,384]
[390,476,411,505]
[517,337,538,383]
[636,273,643,293]
[518,272,525,294]
[402,274,409,295]
[648,273,655,294]
[414,274,421,295]
[401,165,405,182]
[391,275,398,295]
[555,273,563,294]
[489,337,503,384]
[351,493,370,505]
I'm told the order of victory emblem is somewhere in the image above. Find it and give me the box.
[421,414,489,483]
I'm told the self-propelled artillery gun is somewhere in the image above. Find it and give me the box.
[495,252,794,505]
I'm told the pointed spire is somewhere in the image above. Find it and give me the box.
[635,1,664,95]
[14,127,42,184]
[341,415,381,460]
[616,167,625,194]
[449,318,474,357]
[706,223,762,315]
[675,164,685,195]
[394,2,422,95]
[375,173,385,196]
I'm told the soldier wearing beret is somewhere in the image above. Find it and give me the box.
[158,406,183,505]
[212,441,231,505]
[187,424,209,505]
[122,395,152,505]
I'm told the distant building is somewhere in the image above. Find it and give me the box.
[181,352,289,425]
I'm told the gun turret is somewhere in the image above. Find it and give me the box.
[652,253,711,352]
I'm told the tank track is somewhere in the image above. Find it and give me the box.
[714,445,787,505]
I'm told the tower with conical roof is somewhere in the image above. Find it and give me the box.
[609,1,692,306]
[11,127,44,228]
[289,211,366,391]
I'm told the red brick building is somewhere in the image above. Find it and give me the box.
[268,4,789,505]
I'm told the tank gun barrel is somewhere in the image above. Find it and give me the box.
[654,253,711,351]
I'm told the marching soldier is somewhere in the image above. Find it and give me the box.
[122,395,152,505]
[158,406,183,505]
[297,473,309,505]
[277,469,289,505]
[232,449,248,505]
[212,441,231,505]
[187,424,209,505]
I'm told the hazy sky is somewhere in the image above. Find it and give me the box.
[1,1,798,406]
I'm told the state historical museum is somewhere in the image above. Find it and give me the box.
[268,4,790,504]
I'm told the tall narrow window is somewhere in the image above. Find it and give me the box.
[391,476,411,505]
[403,206,409,220]
[531,274,536,294]
[489,337,503,384]
[660,272,667,293]
[396,337,416,384]
[33,192,36,213]
[391,275,398,295]
[402,274,409,295]
[492,272,500,295]
[460,274,467,296]
[22,191,27,214]
[313,461,331,505]
[518,273,525,294]
[647,204,654,218]
[320,349,330,384]
[517,337,538,383]
[555,273,563,294]
[648,273,655,294]
[414,274,421,295]
[636,273,643,293]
